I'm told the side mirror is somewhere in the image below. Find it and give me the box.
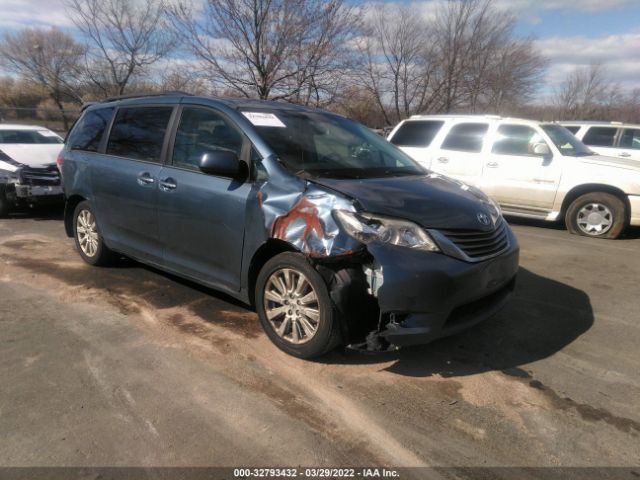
[199,151,240,177]
[532,143,551,156]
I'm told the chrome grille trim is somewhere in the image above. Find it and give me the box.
[430,219,510,263]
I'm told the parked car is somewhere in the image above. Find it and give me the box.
[60,93,519,358]
[560,121,640,162]
[0,124,64,216]
[388,115,640,239]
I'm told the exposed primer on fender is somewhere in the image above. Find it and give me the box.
[257,180,361,258]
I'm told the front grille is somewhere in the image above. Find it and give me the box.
[19,165,61,186]
[439,220,509,260]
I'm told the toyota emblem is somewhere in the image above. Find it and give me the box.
[477,212,491,226]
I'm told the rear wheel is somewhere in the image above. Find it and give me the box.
[73,201,114,266]
[565,192,627,239]
[255,252,342,358]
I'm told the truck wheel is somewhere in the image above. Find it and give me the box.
[255,252,342,359]
[73,201,115,266]
[0,186,11,218]
[565,192,627,239]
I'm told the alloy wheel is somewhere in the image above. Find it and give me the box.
[76,209,99,257]
[576,203,613,236]
[263,268,320,345]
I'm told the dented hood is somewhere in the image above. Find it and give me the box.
[309,174,498,231]
[0,144,62,168]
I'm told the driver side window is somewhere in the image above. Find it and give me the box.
[172,107,243,171]
[492,124,548,156]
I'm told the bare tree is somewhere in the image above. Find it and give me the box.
[554,64,621,120]
[357,0,545,125]
[167,0,359,102]
[359,4,437,124]
[66,0,175,96]
[0,27,85,129]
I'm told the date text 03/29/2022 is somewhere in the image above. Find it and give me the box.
[233,468,400,478]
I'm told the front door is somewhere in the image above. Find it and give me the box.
[619,128,640,162]
[157,106,252,292]
[481,124,561,211]
[92,105,174,261]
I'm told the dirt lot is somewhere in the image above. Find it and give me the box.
[0,208,639,473]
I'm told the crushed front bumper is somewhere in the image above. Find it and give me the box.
[367,227,519,347]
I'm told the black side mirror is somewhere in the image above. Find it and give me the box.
[199,151,240,177]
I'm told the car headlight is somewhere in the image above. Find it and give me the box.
[334,210,440,252]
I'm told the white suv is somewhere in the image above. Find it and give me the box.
[388,115,640,239]
[560,121,640,162]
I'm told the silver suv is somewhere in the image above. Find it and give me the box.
[388,115,640,239]
[560,121,640,163]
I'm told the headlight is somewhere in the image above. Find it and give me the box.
[334,210,440,252]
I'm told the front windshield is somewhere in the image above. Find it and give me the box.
[541,124,593,157]
[0,129,63,144]
[243,109,426,179]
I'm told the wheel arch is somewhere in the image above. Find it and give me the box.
[247,239,301,307]
[64,194,86,237]
[561,184,630,221]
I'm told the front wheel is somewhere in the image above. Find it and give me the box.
[73,201,115,266]
[565,192,627,239]
[255,252,342,359]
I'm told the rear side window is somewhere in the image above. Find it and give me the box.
[441,123,488,153]
[106,106,174,162]
[563,126,580,134]
[68,108,114,151]
[620,128,640,150]
[390,121,444,147]
[582,127,618,147]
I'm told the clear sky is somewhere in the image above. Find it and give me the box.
[1,0,640,97]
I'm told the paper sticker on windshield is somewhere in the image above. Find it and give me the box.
[37,130,59,137]
[242,112,286,128]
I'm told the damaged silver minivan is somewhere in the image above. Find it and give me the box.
[60,93,519,358]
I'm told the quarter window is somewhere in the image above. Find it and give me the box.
[582,127,618,147]
[620,128,640,150]
[491,124,547,156]
[441,123,488,153]
[172,107,243,171]
[106,106,173,162]
[68,108,114,152]
[390,121,444,147]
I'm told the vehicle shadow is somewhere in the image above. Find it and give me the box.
[322,267,594,378]
[505,215,640,240]
[5,205,64,221]
[503,215,565,231]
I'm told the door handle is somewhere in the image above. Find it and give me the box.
[486,162,499,168]
[159,178,177,191]
[619,152,631,157]
[137,172,155,185]
[437,157,449,164]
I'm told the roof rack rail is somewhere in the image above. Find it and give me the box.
[100,91,194,103]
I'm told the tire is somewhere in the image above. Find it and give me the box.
[565,192,627,239]
[0,185,12,218]
[255,252,342,359]
[73,201,115,266]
